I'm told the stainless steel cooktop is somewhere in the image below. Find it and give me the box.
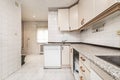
[96,56,120,67]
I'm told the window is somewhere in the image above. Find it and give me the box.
[37,26,48,43]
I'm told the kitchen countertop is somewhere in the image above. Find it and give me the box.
[43,43,71,46]
[71,44,120,80]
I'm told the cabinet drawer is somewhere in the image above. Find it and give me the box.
[79,73,86,80]
[79,63,90,80]
[91,62,115,80]
[79,54,90,70]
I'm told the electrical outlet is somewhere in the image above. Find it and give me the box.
[117,30,120,35]
[92,22,105,33]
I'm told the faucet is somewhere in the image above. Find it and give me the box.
[62,40,67,44]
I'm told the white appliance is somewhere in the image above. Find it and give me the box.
[44,45,61,68]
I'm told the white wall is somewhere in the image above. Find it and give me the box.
[22,21,48,55]
[48,11,81,42]
[0,0,21,79]
[80,14,120,48]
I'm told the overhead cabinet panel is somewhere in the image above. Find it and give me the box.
[94,0,120,16]
[78,0,94,28]
[70,4,79,30]
[95,0,109,16]
[58,9,70,31]
[58,0,120,32]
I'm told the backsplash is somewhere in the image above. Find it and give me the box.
[80,14,120,48]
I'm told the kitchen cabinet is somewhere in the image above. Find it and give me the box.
[79,54,90,80]
[58,9,70,31]
[91,62,115,80]
[58,4,79,31]
[70,4,79,30]
[90,69,103,80]
[44,45,61,68]
[95,0,108,16]
[94,0,120,17]
[78,0,94,28]
[62,46,70,67]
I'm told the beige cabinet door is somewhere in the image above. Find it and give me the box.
[70,4,79,30]
[58,9,70,31]
[94,0,119,17]
[90,69,103,80]
[94,0,109,16]
[78,0,94,28]
[62,46,70,67]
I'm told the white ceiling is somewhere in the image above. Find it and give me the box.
[21,0,78,21]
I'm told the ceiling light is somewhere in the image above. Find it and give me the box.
[33,16,36,18]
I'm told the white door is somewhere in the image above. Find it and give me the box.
[62,46,70,67]
[44,46,61,68]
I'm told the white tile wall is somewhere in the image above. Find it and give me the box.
[48,11,81,42]
[80,14,120,48]
[22,21,48,55]
[0,0,21,79]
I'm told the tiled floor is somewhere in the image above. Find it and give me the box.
[5,55,75,80]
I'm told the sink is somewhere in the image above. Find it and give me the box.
[96,56,120,67]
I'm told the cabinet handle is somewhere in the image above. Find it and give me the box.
[80,57,86,61]
[80,66,85,72]
[80,76,84,80]
[81,18,85,25]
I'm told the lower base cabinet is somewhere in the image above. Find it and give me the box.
[91,62,115,80]
[71,47,115,80]
[62,46,70,67]
[79,56,115,80]
[79,54,90,80]
[90,69,103,80]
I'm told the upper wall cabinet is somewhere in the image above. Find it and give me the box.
[70,4,79,30]
[58,0,120,31]
[94,0,120,16]
[58,9,70,31]
[78,0,94,28]
[78,0,120,30]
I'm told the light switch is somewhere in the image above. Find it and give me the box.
[117,30,120,35]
